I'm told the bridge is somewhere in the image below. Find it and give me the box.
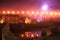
[0,11,60,24]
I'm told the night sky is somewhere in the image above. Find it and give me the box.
[0,0,60,11]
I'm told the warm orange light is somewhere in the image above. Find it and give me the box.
[7,11,10,14]
[54,12,57,15]
[36,34,39,37]
[21,34,24,37]
[12,11,15,14]
[50,12,53,15]
[25,32,29,37]
[25,17,31,24]
[2,11,5,14]
[25,32,29,35]
[27,11,29,14]
[59,12,60,15]
[46,12,48,15]
[36,12,39,14]
[31,34,34,38]
[0,19,4,23]
[17,11,20,14]
[21,11,24,14]
[41,12,44,15]
[31,11,34,14]
[26,34,29,37]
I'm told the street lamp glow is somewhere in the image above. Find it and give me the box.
[17,11,20,14]
[21,11,24,14]
[7,11,10,14]
[42,4,48,11]
[12,11,15,14]
[27,11,29,14]
[2,11,6,14]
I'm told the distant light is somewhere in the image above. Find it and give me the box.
[21,34,24,37]
[50,12,53,15]
[31,11,34,14]
[25,17,31,24]
[36,34,39,37]
[0,19,4,23]
[59,12,60,15]
[21,11,24,14]
[36,12,39,14]
[25,32,29,37]
[25,32,29,35]
[2,11,5,14]
[46,12,48,15]
[31,34,34,38]
[27,11,29,14]
[26,34,29,37]
[7,11,10,14]
[41,12,44,15]
[37,19,40,22]
[54,12,57,15]
[17,11,20,14]
[42,5,48,10]
[12,11,15,14]
[37,18,43,22]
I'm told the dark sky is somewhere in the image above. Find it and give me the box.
[0,0,60,11]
